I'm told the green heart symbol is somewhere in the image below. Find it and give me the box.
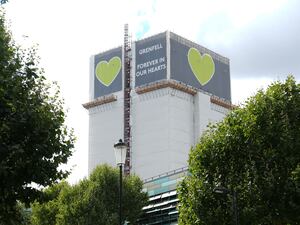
[95,56,121,87]
[188,48,215,86]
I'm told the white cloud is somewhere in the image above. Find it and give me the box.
[231,77,273,105]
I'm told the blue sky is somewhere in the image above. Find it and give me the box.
[136,21,150,39]
[3,0,300,183]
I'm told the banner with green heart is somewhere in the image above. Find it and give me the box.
[187,48,215,86]
[95,56,121,87]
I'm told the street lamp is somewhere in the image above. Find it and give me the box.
[214,186,239,225]
[114,139,127,225]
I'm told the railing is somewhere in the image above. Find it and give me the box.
[144,166,188,183]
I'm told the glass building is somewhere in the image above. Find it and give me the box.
[139,167,188,225]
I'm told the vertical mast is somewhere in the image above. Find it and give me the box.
[123,24,131,175]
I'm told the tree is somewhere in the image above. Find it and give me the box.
[0,10,75,224]
[31,164,148,225]
[178,76,300,225]
[15,202,32,225]
[30,181,70,225]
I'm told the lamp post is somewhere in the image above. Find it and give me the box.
[114,139,127,225]
[214,186,239,225]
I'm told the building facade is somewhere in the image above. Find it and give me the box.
[84,31,232,181]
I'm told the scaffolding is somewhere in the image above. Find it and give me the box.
[123,24,131,175]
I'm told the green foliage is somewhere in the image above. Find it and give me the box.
[31,164,148,225]
[178,76,300,225]
[31,181,70,225]
[0,10,74,224]
[16,202,32,225]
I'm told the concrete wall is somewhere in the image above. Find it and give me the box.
[130,88,228,179]
[87,88,229,179]
[131,89,169,179]
[131,87,195,179]
[88,91,123,174]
